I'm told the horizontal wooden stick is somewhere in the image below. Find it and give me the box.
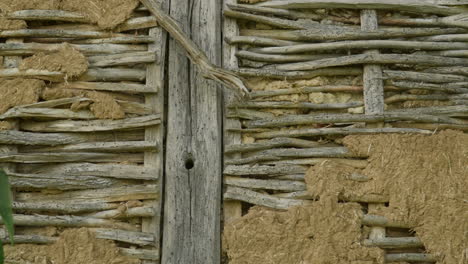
[85,206,155,219]
[276,54,468,71]
[225,176,306,191]
[80,68,146,82]
[227,108,275,120]
[423,49,468,57]
[224,9,314,29]
[225,137,323,154]
[255,40,468,55]
[93,229,155,246]
[415,33,468,42]
[250,85,363,98]
[0,29,118,39]
[236,50,339,63]
[20,114,161,132]
[12,201,119,214]
[257,0,464,16]
[0,152,142,164]
[391,81,468,94]
[52,81,155,93]
[0,42,147,56]
[0,68,64,81]
[0,130,88,145]
[224,186,306,210]
[0,214,137,231]
[71,36,154,44]
[88,51,157,67]
[8,10,90,22]
[260,158,368,168]
[362,237,423,249]
[115,16,158,32]
[120,248,159,261]
[385,253,436,262]
[226,3,322,20]
[16,185,158,203]
[385,94,464,104]
[236,67,363,79]
[384,70,468,83]
[0,229,57,244]
[225,147,352,165]
[241,27,462,42]
[225,36,303,47]
[273,190,311,199]
[424,66,468,76]
[0,108,94,120]
[9,172,122,190]
[229,100,363,110]
[252,127,433,139]
[362,214,412,228]
[224,164,307,176]
[246,112,465,128]
[28,141,157,153]
[30,162,157,180]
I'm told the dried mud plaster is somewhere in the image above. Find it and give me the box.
[0,78,44,114]
[0,0,139,29]
[307,130,467,264]
[5,228,140,264]
[223,200,385,264]
[20,43,88,79]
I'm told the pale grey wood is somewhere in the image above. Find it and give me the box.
[93,229,155,246]
[255,40,468,55]
[8,10,90,22]
[362,237,423,249]
[253,127,433,139]
[0,214,137,231]
[224,186,306,210]
[80,68,146,82]
[236,67,363,79]
[256,0,464,15]
[224,164,307,176]
[0,131,89,145]
[72,36,154,44]
[0,68,63,81]
[0,152,142,164]
[361,10,384,115]
[225,137,322,154]
[384,70,468,83]
[115,16,158,32]
[52,81,155,93]
[250,85,363,99]
[225,176,306,191]
[88,51,157,67]
[150,0,223,262]
[12,201,119,214]
[0,229,57,244]
[229,100,363,110]
[385,253,436,262]
[224,9,316,30]
[362,214,412,228]
[226,3,322,20]
[391,81,468,94]
[120,248,159,261]
[236,50,339,63]
[86,206,155,219]
[227,108,275,120]
[28,141,157,153]
[241,27,462,42]
[0,107,94,120]
[20,114,160,132]
[276,54,468,71]
[225,36,303,47]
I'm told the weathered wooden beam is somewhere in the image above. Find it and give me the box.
[72,36,154,44]
[250,85,363,98]
[0,29,118,39]
[7,10,90,22]
[15,185,158,203]
[276,54,468,71]
[0,152,142,164]
[252,127,433,139]
[385,253,436,263]
[362,214,412,228]
[225,137,323,154]
[241,27,463,42]
[229,100,363,110]
[261,158,368,168]
[120,248,159,261]
[236,50,339,63]
[0,214,137,231]
[245,112,465,128]
[225,176,306,191]
[224,164,307,176]
[384,70,468,83]
[0,229,57,244]
[12,201,119,214]
[224,9,315,29]
[20,114,161,132]
[236,67,363,79]
[88,51,157,67]
[225,36,303,47]
[0,68,63,81]
[224,186,306,210]
[0,131,88,145]
[80,68,146,82]
[52,81,155,94]
[0,108,94,120]
[86,206,155,219]
[390,81,468,94]
[256,0,465,16]
[254,40,468,55]
[27,163,158,180]
[93,229,155,246]
[28,141,157,153]
[362,237,423,249]
[226,3,322,20]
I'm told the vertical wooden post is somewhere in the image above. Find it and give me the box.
[222,0,243,225]
[360,9,386,240]
[162,0,223,263]
[143,0,167,262]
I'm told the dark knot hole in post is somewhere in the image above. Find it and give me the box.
[185,158,195,170]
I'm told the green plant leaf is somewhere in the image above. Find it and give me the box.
[0,239,4,264]
[0,168,14,246]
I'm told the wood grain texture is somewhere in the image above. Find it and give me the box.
[161,0,222,263]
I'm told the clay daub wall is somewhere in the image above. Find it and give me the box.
[222,1,468,264]
[0,1,162,263]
